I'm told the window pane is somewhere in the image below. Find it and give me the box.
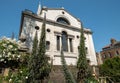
[116,51,119,55]
[62,31,68,51]
[46,41,50,50]
[85,47,88,54]
[69,38,73,52]
[57,17,70,25]
[57,36,60,51]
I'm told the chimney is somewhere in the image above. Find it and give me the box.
[110,38,116,45]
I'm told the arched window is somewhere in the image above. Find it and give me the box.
[62,31,68,51]
[57,17,70,25]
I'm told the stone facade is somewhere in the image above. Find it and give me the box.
[19,6,97,66]
[100,38,120,61]
[96,52,103,65]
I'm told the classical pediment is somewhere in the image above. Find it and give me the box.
[39,7,81,28]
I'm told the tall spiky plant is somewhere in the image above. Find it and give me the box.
[27,31,39,83]
[61,47,76,83]
[37,13,51,82]
[77,23,91,83]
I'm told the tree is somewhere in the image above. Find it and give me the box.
[77,23,91,83]
[99,56,120,82]
[61,47,76,83]
[0,37,29,83]
[0,37,20,67]
[37,13,51,82]
[26,13,50,83]
[27,31,39,83]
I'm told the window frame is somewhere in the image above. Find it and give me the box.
[56,17,70,25]
[62,31,68,52]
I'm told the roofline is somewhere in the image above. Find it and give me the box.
[19,10,92,38]
[42,7,81,22]
[101,46,120,52]
[19,12,24,38]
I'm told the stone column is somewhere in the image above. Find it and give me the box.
[67,38,70,52]
[60,36,62,51]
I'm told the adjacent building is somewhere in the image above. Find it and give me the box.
[18,5,97,66]
[96,52,103,65]
[100,38,120,61]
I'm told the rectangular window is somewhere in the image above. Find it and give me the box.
[69,38,73,52]
[116,51,119,55]
[57,36,60,51]
[46,41,50,50]
[85,47,88,54]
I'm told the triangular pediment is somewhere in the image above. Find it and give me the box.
[39,7,81,28]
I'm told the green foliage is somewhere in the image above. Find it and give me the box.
[77,24,92,83]
[99,56,120,82]
[2,53,29,83]
[0,75,4,83]
[27,14,51,83]
[5,67,28,83]
[0,37,20,62]
[37,13,51,81]
[27,31,39,83]
[0,36,29,82]
[61,48,76,83]
[86,77,99,83]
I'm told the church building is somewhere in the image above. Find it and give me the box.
[19,4,97,66]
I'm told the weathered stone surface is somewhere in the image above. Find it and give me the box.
[19,7,97,66]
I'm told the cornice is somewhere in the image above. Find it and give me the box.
[42,7,81,22]
[19,11,92,37]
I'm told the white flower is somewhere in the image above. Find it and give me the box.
[4,61,6,63]
[18,55,21,58]
[8,45,13,48]
[4,55,8,58]
[8,52,11,56]
[2,43,6,47]
[15,48,17,51]
[12,54,15,58]
[3,51,5,54]
[11,74,13,77]
[1,59,4,62]
[8,58,11,60]
[17,58,19,60]
[9,78,12,82]
[25,76,28,79]
[0,37,20,61]
[20,71,23,73]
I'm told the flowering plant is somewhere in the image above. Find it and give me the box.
[5,66,28,83]
[0,37,20,62]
